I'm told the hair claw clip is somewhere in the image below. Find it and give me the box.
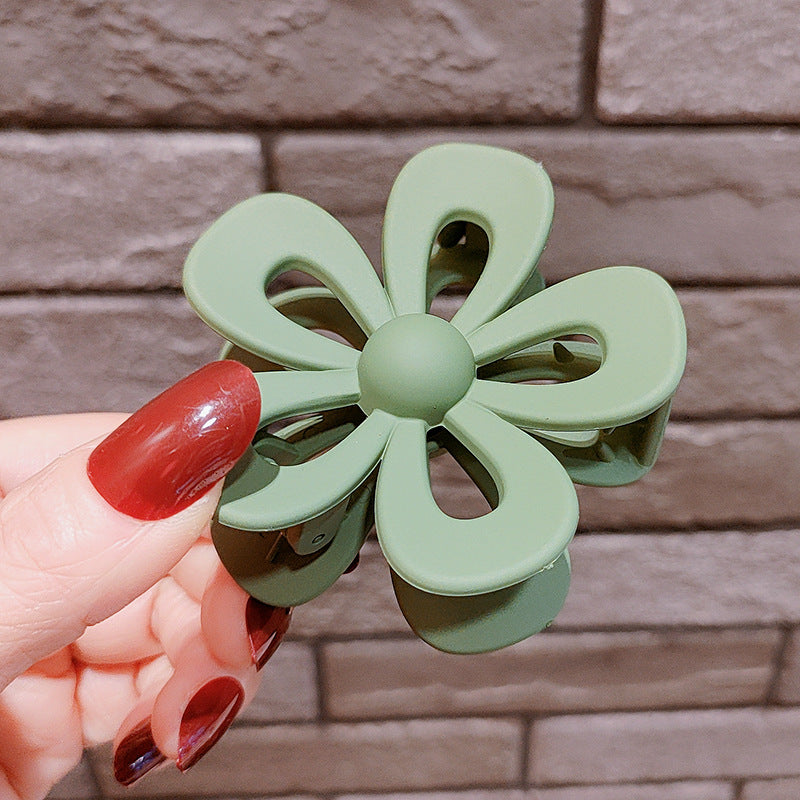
[183,143,687,654]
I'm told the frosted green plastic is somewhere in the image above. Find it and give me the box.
[212,483,373,607]
[183,142,687,653]
[392,552,570,654]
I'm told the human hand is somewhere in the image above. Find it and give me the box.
[0,362,290,797]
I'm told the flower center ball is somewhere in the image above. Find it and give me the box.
[358,314,475,426]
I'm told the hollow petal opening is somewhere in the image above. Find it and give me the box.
[427,427,498,520]
[381,144,552,329]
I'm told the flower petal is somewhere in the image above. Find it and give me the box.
[381,143,553,326]
[468,267,687,430]
[392,550,570,654]
[219,410,395,531]
[375,402,578,597]
[252,368,360,428]
[184,193,394,370]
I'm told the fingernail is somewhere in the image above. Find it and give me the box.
[177,676,244,772]
[246,598,291,671]
[88,361,260,520]
[113,718,166,786]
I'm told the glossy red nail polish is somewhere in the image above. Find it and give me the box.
[177,676,244,772]
[113,718,166,786]
[88,361,260,520]
[246,599,291,671]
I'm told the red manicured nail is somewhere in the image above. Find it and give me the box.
[177,677,244,772]
[87,361,260,520]
[246,599,291,671]
[113,718,166,786]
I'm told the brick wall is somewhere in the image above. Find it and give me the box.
[2,2,799,798]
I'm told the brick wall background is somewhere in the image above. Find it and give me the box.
[2,1,799,798]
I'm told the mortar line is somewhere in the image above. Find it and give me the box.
[5,120,800,134]
[260,132,279,193]
[313,638,330,723]
[573,518,800,535]
[4,279,800,300]
[578,0,605,126]
[765,625,793,705]
[521,716,534,788]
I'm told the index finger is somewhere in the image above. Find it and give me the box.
[0,413,128,495]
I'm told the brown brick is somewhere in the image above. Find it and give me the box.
[676,289,800,419]
[529,708,800,785]
[0,1,584,126]
[742,777,800,800]
[0,132,261,290]
[337,793,526,800]
[774,629,800,705]
[294,531,800,638]
[46,756,98,799]
[560,531,800,630]
[322,630,777,719]
[92,718,522,796]
[337,789,734,800]
[0,295,221,417]
[274,129,800,284]
[529,784,734,800]
[238,642,317,723]
[597,0,800,122]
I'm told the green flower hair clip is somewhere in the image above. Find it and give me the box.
[183,143,687,654]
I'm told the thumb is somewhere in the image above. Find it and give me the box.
[0,361,260,687]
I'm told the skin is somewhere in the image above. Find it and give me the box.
[0,414,259,799]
